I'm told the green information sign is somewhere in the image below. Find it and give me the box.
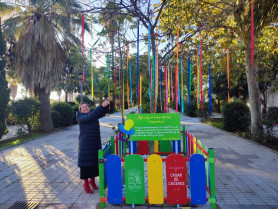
[127,113,180,141]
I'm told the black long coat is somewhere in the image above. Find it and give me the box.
[76,105,108,167]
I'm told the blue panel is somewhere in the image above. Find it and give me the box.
[190,154,206,204]
[172,140,181,152]
[107,155,122,204]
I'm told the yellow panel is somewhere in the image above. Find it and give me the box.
[194,137,197,153]
[147,154,164,204]
[154,141,159,153]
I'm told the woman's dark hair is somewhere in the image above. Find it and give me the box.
[79,102,89,111]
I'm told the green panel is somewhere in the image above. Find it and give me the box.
[127,113,180,141]
[125,155,145,204]
[159,140,172,152]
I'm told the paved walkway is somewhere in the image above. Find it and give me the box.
[0,107,278,209]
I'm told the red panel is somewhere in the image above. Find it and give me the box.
[166,154,188,204]
[137,141,149,155]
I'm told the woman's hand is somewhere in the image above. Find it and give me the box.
[102,98,111,107]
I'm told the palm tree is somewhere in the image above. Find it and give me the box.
[1,0,88,132]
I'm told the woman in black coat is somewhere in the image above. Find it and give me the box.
[76,98,110,193]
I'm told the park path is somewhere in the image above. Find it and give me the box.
[0,107,277,209]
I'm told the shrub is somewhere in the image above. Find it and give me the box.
[51,110,62,128]
[72,104,79,124]
[263,106,278,135]
[51,102,73,127]
[197,102,211,119]
[184,102,197,117]
[222,101,250,132]
[67,102,76,107]
[10,97,41,134]
[75,95,95,107]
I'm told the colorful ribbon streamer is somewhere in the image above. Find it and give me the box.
[114,66,116,109]
[107,54,110,98]
[209,63,212,115]
[90,49,94,100]
[200,26,203,111]
[176,26,179,113]
[196,49,199,109]
[171,66,173,102]
[160,67,163,113]
[137,19,139,101]
[127,42,129,109]
[140,74,142,114]
[129,62,132,107]
[164,63,168,113]
[188,54,191,106]
[181,54,183,114]
[148,22,151,98]
[81,13,85,83]
[227,48,230,103]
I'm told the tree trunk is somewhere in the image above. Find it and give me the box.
[261,90,267,115]
[65,91,68,102]
[34,87,53,133]
[245,44,262,135]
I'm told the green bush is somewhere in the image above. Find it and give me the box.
[197,102,211,119]
[72,104,79,124]
[75,95,95,107]
[51,102,73,127]
[263,106,278,135]
[10,97,41,134]
[222,101,250,132]
[184,102,197,117]
[67,102,76,107]
[51,110,62,128]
